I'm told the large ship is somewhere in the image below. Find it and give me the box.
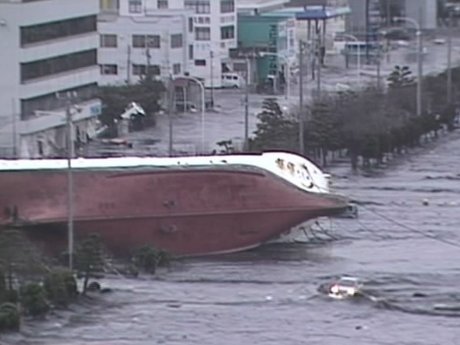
[0,151,348,257]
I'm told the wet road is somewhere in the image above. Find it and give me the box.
[3,131,460,345]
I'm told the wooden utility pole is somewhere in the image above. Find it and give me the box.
[244,57,250,151]
[316,32,321,99]
[167,75,174,157]
[210,51,214,108]
[65,98,75,271]
[298,40,305,156]
[447,12,453,104]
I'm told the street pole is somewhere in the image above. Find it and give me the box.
[168,75,174,156]
[299,40,305,155]
[376,45,381,89]
[244,57,250,151]
[316,34,321,99]
[66,100,74,271]
[386,0,390,27]
[210,51,214,108]
[11,98,17,158]
[199,81,205,153]
[285,59,290,101]
[365,0,370,64]
[343,34,361,86]
[395,16,422,116]
[416,28,422,116]
[357,43,361,86]
[447,12,453,104]
[126,45,131,84]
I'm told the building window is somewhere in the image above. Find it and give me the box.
[100,0,119,12]
[184,0,210,14]
[220,0,234,13]
[188,18,194,32]
[100,64,118,75]
[220,25,234,39]
[195,27,210,41]
[20,83,98,120]
[194,59,206,66]
[189,44,194,59]
[195,16,210,24]
[20,49,97,83]
[157,0,168,8]
[173,63,181,75]
[100,34,117,48]
[171,34,183,48]
[132,64,160,76]
[129,0,142,13]
[132,34,160,48]
[20,15,97,46]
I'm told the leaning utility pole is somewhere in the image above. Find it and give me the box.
[298,40,305,156]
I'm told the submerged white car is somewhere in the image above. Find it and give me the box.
[328,277,364,299]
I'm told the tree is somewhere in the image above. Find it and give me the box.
[74,234,105,295]
[0,303,20,332]
[0,229,48,291]
[97,77,166,135]
[306,96,342,166]
[132,245,171,275]
[19,283,49,317]
[250,98,298,152]
[43,270,78,307]
[387,65,415,88]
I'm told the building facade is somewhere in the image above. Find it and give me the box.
[404,0,438,30]
[237,14,296,86]
[99,3,192,85]
[346,0,382,39]
[0,0,101,158]
[104,0,237,88]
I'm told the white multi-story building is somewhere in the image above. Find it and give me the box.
[99,0,193,85]
[104,0,237,88]
[0,0,101,158]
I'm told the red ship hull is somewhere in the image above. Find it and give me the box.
[0,165,347,256]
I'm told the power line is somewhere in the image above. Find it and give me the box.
[308,178,460,249]
[359,204,460,248]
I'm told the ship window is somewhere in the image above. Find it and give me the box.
[37,140,44,156]
[276,158,284,169]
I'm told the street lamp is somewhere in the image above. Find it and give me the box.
[259,51,293,101]
[342,34,361,85]
[173,76,206,153]
[394,16,422,116]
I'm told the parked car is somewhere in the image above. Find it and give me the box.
[221,72,243,88]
